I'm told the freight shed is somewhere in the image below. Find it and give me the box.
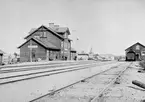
[125,42,145,61]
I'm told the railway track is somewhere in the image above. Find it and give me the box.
[0,61,95,73]
[0,61,81,69]
[29,62,130,102]
[0,63,97,85]
[90,62,132,102]
[0,61,117,85]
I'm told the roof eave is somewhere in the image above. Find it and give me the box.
[24,25,64,40]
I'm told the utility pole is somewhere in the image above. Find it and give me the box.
[29,40,32,62]
[76,37,79,60]
[28,40,38,62]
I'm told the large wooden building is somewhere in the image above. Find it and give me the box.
[125,42,145,61]
[18,23,76,62]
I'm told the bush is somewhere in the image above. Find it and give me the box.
[139,61,145,70]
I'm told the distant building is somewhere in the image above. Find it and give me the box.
[98,54,115,61]
[125,42,145,61]
[70,48,77,60]
[2,53,11,65]
[18,23,76,62]
[77,53,89,60]
[88,47,94,59]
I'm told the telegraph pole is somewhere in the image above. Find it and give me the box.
[28,40,38,62]
[29,40,32,62]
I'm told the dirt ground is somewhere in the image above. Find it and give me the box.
[0,61,120,102]
[101,62,145,102]
[34,62,135,102]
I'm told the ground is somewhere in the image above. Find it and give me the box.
[1,61,145,102]
[0,61,119,102]
[33,62,145,102]
[102,62,145,102]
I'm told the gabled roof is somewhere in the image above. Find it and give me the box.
[24,25,64,40]
[18,37,60,50]
[125,42,145,51]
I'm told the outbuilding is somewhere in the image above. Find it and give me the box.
[77,53,89,60]
[125,42,145,61]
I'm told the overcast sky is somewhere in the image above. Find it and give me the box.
[1,0,145,55]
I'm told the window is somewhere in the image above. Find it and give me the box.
[64,42,67,49]
[136,45,140,50]
[39,31,47,38]
[43,32,47,37]
[141,51,145,55]
[34,36,40,39]
[68,42,71,49]
[64,33,68,38]
[61,42,64,48]
[39,32,43,37]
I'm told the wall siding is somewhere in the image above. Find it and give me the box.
[21,26,73,61]
[126,44,145,60]
[20,40,46,62]
[26,27,61,49]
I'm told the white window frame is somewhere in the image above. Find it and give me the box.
[43,32,47,37]
[136,45,140,50]
[141,51,145,55]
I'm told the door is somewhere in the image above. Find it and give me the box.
[32,49,36,62]
[136,53,140,61]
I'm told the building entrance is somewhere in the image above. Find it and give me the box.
[136,53,140,61]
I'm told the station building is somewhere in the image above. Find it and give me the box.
[18,23,76,62]
[125,42,145,61]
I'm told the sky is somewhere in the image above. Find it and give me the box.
[1,0,145,55]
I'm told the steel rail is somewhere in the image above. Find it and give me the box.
[90,62,132,102]
[29,63,124,102]
[0,62,118,86]
[0,61,95,73]
[0,61,115,80]
[0,63,96,80]
[0,63,97,85]
[0,61,92,69]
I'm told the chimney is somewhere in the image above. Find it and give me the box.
[49,23,54,28]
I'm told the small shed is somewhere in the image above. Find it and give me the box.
[125,42,145,61]
[77,53,89,60]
